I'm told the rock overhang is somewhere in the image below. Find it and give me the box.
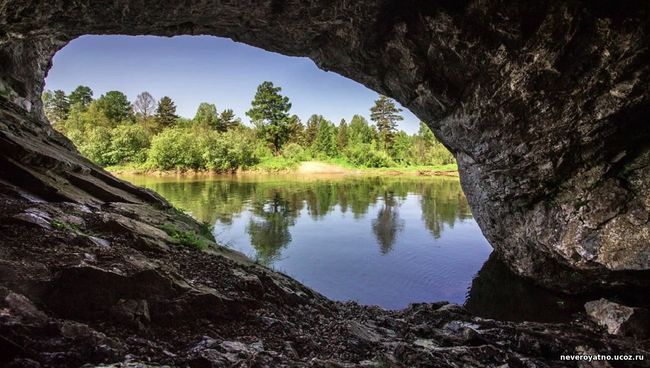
[0,0,649,292]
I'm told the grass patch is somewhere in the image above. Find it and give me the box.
[253,156,300,171]
[160,223,209,250]
[51,217,87,235]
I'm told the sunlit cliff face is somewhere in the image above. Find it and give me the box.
[1,0,649,291]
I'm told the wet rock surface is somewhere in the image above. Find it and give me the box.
[1,190,649,367]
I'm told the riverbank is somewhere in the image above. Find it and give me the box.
[106,160,459,178]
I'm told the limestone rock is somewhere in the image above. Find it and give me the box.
[585,299,650,338]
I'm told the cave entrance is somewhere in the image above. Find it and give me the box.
[41,35,509,311]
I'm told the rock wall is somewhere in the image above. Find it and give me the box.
[1,0,649,292]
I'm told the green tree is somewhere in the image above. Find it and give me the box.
[287,115,304,144]
[218,109,240,131]
[312,119,338,158]
[97,91,132,126]
[390,131,413,164]
[413,122,455,166]
[370,95,403,150]
[42,90,55,120]
[106,124,150,164]
[155,96,179,132]
[348,115,373,146]
[194,102,219,129]
[304,114,325,147]
[78,126,112,165]
[337,118,348,151]
[47,90,70,124]
[68,86,93,110]
[246,81,292,154]
[147,128,203,170]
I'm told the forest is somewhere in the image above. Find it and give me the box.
[43,81,456,172]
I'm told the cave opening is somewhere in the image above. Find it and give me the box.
[42,34,505,311]
[2,2,650,366]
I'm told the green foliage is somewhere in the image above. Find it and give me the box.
[147,127,259,172]
[345,143,395,168]
[44,89,70,124]
[304,114,324,147]
[69,86,93,109]
[347,115,374,146]
[155,96,178,131]
[254,156,300,171]
[412,122,455,166]
[78,126,113,165]
[281,143,307,162]
[219,109,240,131]
[49,85,456,172]
[160,223,208,250]
[370,95,403,150]
[312,119,338,158]
[194,102,219,129]
[97,91,132,125]
[246,81,292,154]
[106,123,150,164]
[286,115,304,144]
[337,118,348,151]
[202,129,258,171]
[147,128,204,170]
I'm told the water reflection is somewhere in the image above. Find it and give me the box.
[464,253,583,322]
[247,191,296,264]
[118,174,491,308]
[372,191,404,254]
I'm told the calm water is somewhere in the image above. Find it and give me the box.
[119,173,582,320]
[120,174,490,308]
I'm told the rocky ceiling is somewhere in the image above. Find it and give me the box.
[1,0,649,292]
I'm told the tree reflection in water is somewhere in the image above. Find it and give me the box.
[119,174,472,260]
[117,174,498,309]
[372,191,404,254]
[247,190,298,265]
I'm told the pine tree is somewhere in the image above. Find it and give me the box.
[68,86,93,110]
[218,109,240,131]
[49,90,70,124]
[246,81,292,154]
[337,118,348,151]
[313,119,338,158]
[155,96,178,131]
[370,95,403,150]
[348,115,373,145]
[287,115,304,144]
[304,114,324,147]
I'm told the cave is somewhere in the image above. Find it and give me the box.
[1,1,649,366]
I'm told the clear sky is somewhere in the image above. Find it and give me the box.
[45,35,421,133]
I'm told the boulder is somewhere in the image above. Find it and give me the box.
[585,299,650,338]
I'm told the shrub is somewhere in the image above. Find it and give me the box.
[345,143,395,168]
[106,123,150,164]
[281,143,306,162]
[203,129,258,171]
[147,128,204,170]
[78,126,112,166]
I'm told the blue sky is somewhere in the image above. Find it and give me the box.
[45,35,421,133]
